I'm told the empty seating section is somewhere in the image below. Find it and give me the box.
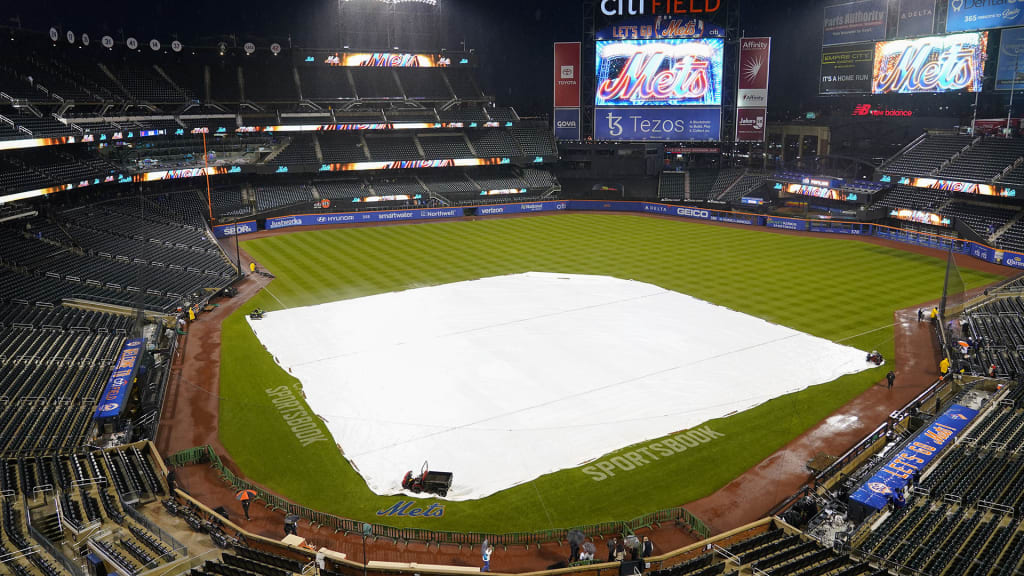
[884,135,973,177]
[211,187,250,218]
[996,220,1024,252]
[350,68,402,99]
[251,184,315,212]
[874,184,949,211]
[660,172,686,199]
[687,169,717,200]
[317,179,368,200]
[472,171,526,192]
[519,168,556,190]
[300,68,356,101]
[419,134,472,159]
[510,124,556,157]
[939,138,1024,182]
[645,525,861,576]
[468,130,518,157]
[399,69,452,100]
[368,178,424,197]
[720,172,768,202]
[445,69,483,99]
[364,135,421,161]
[0,198,233,312]
[940,202,1016,238]
[273,134,319,165]
[963,297,1024,377]
[109,62,193,102]
[319,134,368,163]
[242,59,297,102]
[0,317,126,455]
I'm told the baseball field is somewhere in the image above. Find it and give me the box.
[215,212,1000,533]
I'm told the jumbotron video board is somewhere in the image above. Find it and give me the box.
[595,39,724,106]
[872,33,988,94]
[821,31,988,94]
[594,32,723,141]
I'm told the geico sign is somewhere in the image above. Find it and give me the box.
[600,0,720,16]
[677,207,709,218]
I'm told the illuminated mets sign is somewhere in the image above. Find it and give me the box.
[596,38,724,106]
[871,32,988,94]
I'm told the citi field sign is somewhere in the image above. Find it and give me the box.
[600,0,720,17]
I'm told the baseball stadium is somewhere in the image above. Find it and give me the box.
[3,1,1024,576]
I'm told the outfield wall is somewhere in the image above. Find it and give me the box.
[218,200,1024,270]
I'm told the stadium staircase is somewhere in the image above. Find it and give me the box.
[992,212,1024,243]
[716,170,750,201]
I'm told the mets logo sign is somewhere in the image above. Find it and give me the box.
[868,482,892,495]
[376,501,445,518]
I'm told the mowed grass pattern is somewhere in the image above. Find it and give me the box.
[217,213,1001,532]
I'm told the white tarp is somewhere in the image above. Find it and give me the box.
[248,272,871,500]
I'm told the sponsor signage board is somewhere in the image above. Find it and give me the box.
[820,43,875,94]
[594,107,721,141]
[823,0,888,46]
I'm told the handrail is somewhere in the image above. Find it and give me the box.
[167,445,711,547]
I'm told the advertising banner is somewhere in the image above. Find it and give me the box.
[766,217,808,231]
[554,42,582,108]
[889,208,952,226]
[820,43,875,94]
[897,0,935,37]
[554,108,582,141]
[594,107,721,141]
[595,38,724,107]
[638,202,763,225]
[738,37,771,108]
[872,33,988,94]
[266,208,465,230]
[94,338,145,420]
[969,242,995,263]
[996,27,1024,91]
[946,0,1024,32]
[823,0,888,46]
[596,16,726,41]
[324,52,444,67]
[908,176,1016,197]
[851,404,978,510]
[212,221,257,239]
[735,108,767,141]
[475,202,569,216]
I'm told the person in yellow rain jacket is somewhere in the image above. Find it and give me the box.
[249,261,256,274]
[939,357,950,375]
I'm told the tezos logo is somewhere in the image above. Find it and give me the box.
[561,65,575,80]
[605,112,623,137]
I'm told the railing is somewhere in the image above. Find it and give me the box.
[121,497,189,557]
[168,445,711,547]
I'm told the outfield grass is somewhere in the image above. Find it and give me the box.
[217,213,1001,533]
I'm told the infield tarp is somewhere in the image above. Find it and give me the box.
[850,404,978,510]
[248,273,873,500]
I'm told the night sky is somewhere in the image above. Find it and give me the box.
[4,0,825,116]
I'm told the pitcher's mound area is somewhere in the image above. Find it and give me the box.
[247,272,871,500]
